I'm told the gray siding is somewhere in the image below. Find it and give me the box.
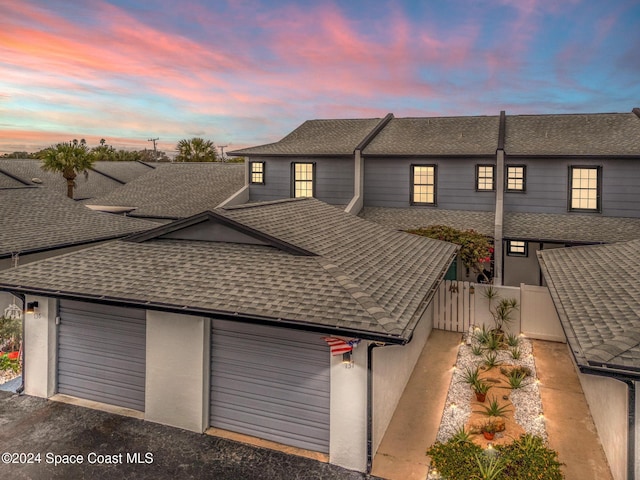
[504,158,640,217]
[502,241,566,287]
[363,157,496,211]
[248,156,354,205]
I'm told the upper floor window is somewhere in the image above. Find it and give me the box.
[292,162,315,198]
[476,165,495,191]
[506,165,526,192]
[249,161,265,184]
[569,166,601,212]
[411,165,436,205]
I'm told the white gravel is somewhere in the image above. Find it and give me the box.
[428,332,547,478]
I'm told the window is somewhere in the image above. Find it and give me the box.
[507,240,527,257]
[411,165,436,205]
[476,165,495,191]
[569,166,601,211]
[506,165,526,192]
[249,162,265,184]
[292,162,315,198]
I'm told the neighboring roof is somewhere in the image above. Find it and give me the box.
[0,187,158,257]
[0,159,154,201]
[538,240,640,375]
[363,116,501,156]
[229,118,385,156]
[504,112,640,156]
[359,207,495,236]
[0,198,457,342]
[87,163,245,219]
[504,212,640,244]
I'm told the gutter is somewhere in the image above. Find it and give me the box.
[578,364,637,480]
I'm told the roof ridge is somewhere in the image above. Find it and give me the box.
[221,197,310,211]
[316,257,398,333]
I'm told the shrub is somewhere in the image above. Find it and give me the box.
[497,434,565,479]
[0,315,22,352]
[427,440,483,480]
[0,353,20,372]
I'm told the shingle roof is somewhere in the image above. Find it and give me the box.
[504,113,640,156]
[538,240,640,374]
[359,207,495,236]
[504,212,640,243]
[0,198,457,341]
[0,159,152,200]
[229,118,384,156]
[87,163,245,219]
[363,116,500,156]
[0,187,158,257]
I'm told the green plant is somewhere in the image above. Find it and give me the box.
[505,332,520,347]
[475,397,511,418]
[427,440,484,480]
[506,369,527,389]
[474,324,491,345]
[483,331,501,351]
[471,343,484,356]
[0,315,22,352]
[450,424,473,444]
[510,346,521,360]
[473,379,492,396]
[483,350,502,369]
[510,365,532,378]
[474,453,505,480]
[493,298,519,332]
[497,434,565,479]
[460,366,481,386]
[479,419,499,434]
[0,353,20,372]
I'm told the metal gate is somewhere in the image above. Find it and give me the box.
[210,319,330,453]
[58,300,146,411]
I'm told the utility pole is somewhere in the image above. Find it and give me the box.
[218,145,228,162]
[148,137,159,161]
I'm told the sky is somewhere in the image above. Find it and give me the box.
[1,0,639,155]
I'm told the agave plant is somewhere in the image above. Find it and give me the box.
[475,396,512,418]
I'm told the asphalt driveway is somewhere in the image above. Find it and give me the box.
[0,391,377,480]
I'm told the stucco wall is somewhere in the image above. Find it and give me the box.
[330,339,368,471]
[579,373,628,480]
[519,284,565,342]
[372,302,433,453]
[23,295,57,398]
[145,311,210,432]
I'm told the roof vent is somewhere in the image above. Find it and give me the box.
[31,177,43,184]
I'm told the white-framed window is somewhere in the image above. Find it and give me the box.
[507,240,527,257]
[569,166,601,212]
[411,165,436,205]
[249,161,265,184]
[292,162,315,198]
[476,165,495,191]
[506,165,525,192]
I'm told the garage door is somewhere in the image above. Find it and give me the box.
[210,319,330,453]
[58,300,146,411]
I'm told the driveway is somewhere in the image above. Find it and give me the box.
[0,391,376,480]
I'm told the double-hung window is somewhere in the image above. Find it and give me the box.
[292,162,315,198]
[411,165,436,205]
[249,161,265,184]
[569,166,601,212]
[506,165,526,192]
[476,165,495,191]
[507,240,527,257]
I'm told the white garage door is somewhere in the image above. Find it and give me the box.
[210,319,330,452]
[57,300,146,411]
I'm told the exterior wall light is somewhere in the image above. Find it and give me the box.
[342,351,353,367]
[26,301,39,314]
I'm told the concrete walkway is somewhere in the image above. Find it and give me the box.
[371,329,461,480]
[371,331,613,480]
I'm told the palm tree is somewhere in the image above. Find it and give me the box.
[39,141,94,198]
[175,137,217,162]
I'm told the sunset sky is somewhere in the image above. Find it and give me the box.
[1,0,639,155]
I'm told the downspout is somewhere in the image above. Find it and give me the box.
[366,341,392,473]
[580,364,637,480]
[493,111,506,286]
[12,292,26,395]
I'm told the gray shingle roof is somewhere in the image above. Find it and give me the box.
[504,113,640,156]
[0,187,158,256]
[504,212,640,243]
[0,198,457,341]
[363,116,500,156]
[87,163,245,219]
[229,118,384,156]
[538,240,640,373]
[359,207,495,236]
[0,160,152,201]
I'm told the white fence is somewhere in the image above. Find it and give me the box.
[433,280,565,342]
